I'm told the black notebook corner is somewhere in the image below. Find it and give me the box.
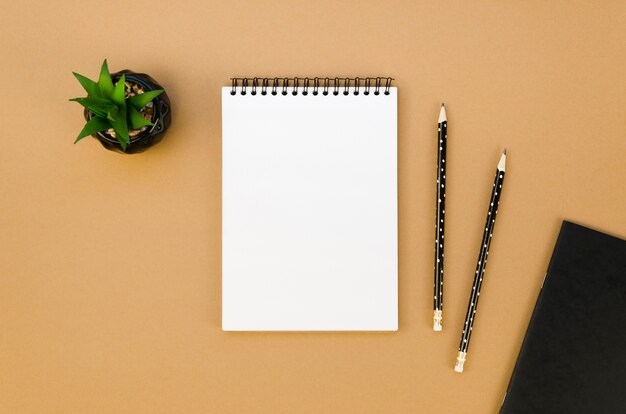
[501,220,626,414]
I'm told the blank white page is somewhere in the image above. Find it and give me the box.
[222,86,397,331]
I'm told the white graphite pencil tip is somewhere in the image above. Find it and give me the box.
[498,150,507,172]
[438,104,447,123]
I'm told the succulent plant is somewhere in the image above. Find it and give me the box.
[70,60,164,151]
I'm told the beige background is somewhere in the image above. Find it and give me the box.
[1,1,625,413]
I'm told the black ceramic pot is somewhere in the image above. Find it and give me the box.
[84,70,171,154]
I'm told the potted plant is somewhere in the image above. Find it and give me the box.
[70,59,171,154]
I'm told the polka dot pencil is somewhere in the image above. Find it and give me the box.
[454,150,507,373]
[433,103,447,331]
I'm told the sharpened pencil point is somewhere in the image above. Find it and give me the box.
[438,104,447,123]
[498,150,506,171]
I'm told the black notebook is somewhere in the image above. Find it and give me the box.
[501,221,626,413]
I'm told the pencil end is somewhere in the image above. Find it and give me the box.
[438,104,447,123]
[433,309,443,331]
[454,351,467,373]
[498,150,507,172]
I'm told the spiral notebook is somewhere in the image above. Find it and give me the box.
[222,77,398,331]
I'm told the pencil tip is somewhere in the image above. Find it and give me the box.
[441,102,445,107]
[504,148,507,155]
[498,150,507,171]
[438,104,447,123]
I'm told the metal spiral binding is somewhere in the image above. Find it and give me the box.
[230,77,394,96]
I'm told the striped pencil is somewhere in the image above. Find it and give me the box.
[433,103,447,331]
[454,150,507,373]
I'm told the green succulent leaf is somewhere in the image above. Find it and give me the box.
[110,105,130,146]
[128,105,153,129]
[69,97,115,118]
[75,116,111,144]
[70,102,106,118]
[105,106,119,122]
[73,72,101,97]
[127,89,164,110]
[70,95,111,103]
[111,74,126,105]
[98,59,114,97]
